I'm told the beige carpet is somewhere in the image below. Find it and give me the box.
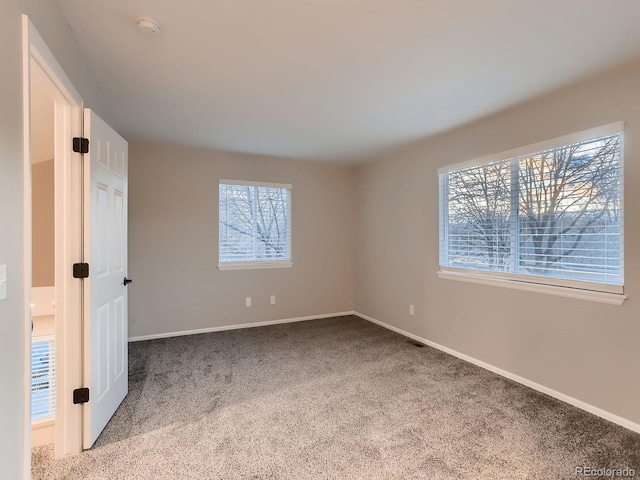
[32,315,640,479]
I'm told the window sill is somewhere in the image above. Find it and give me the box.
[437,270,626,306]
[218,261,293,271]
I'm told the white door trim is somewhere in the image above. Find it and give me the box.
[22,15,85,472]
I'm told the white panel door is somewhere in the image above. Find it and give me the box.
[83,108,129,448]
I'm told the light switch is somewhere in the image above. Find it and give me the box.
[0,265,6,301]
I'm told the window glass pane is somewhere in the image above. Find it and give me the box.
[32,338,55,421]
[220,184,255,262]
[446,159,512,271]
[518,134,622,284]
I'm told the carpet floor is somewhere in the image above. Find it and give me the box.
[32,315,640,479]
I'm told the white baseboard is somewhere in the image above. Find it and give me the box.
[128,311,355,342]
[354,311,640,435]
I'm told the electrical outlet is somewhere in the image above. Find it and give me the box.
[270,295,276,305]
[245,297,252,307]
[409,304,414,316]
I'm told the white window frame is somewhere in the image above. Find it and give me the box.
[218,179,293,271]
[438,122,626,306]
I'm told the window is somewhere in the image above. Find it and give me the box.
[32,336,56,422]
[438,123,624,301]
[219,180,292,270]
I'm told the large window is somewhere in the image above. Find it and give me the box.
[219,180,292,270]
[439,123,624,299]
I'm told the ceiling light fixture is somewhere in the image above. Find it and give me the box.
[136,17,161,35]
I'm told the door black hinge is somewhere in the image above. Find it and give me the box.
[72,137,89,154]
[73,388,90,404]
[73,263,90,279]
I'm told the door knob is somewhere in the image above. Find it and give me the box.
[123,277,133,286]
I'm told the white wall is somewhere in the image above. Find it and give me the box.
[354,59,640,427]
[0,1,111,476]
[0,4,27,477]
[128,141,355,338]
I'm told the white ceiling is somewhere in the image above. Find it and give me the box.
[58,0,640,162]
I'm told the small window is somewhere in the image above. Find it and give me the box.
[218,180,292,270]
[32,336,56,421]
[438,123,624,299]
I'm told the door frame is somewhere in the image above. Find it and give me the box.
[22,15,85,468]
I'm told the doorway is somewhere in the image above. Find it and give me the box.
[23,16,85,468]
[23,17,130,475]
